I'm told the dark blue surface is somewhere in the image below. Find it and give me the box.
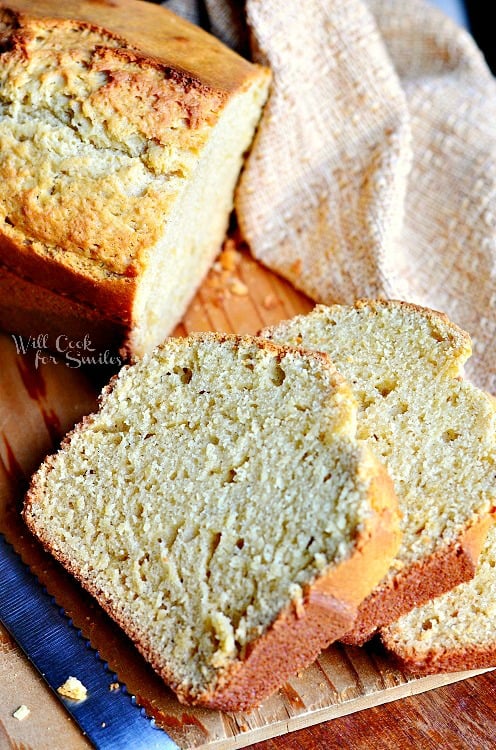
[0,534,178,750]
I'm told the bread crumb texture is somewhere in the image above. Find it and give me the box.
[56,676,88,701]
[264,300,496,569]
[382,523,496,664]
[25,334,384,701]
[0,7,224,278]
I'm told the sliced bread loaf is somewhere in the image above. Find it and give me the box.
[263,300,496,644]
[23,333,400,711]
[381,521,496,674]
[0,3,270,357]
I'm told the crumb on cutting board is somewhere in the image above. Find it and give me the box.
[263,293,280,310]
[12,705,30,721]
[229,279,249,296]
[203,238,250,305]
[57,676,88,701]
[219,240,241,271]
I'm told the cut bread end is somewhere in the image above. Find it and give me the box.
[127,73,271,357]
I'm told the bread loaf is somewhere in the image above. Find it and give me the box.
[24,333,400,711]
[0,1,270,357]
[263,300,496,644]
[382,522,496,674]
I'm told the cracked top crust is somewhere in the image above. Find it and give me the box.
[0,5,229,280]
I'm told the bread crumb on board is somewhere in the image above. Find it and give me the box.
[219,240,241,271]
[263,293,280,310]
[203,239,250,304]
[229,279,249,296]
[12,705,30,721]
[57,676,88,701]
[290,258,302,276]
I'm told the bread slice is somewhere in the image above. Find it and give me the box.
[381,521,496,674]
[263,300,496,644]
[0,2,270,357]
[24,333,400,711]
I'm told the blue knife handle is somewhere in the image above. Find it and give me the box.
[0,534,178,750]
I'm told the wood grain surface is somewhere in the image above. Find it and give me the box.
[0,245,494,750]
[250,671,496,750]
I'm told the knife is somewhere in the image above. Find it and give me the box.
[0,533,178,750]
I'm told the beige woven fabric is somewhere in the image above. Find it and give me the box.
[366,0,496,392]
[165,0,496,392]
[237,0,413,306]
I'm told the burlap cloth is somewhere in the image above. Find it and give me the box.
[165,0,496,393]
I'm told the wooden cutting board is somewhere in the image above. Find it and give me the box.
[0,247,491,750]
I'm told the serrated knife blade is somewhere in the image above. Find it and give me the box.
[0,533,178,749]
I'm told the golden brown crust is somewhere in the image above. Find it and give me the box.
[4,0,263,93]
[341,512,494,646]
